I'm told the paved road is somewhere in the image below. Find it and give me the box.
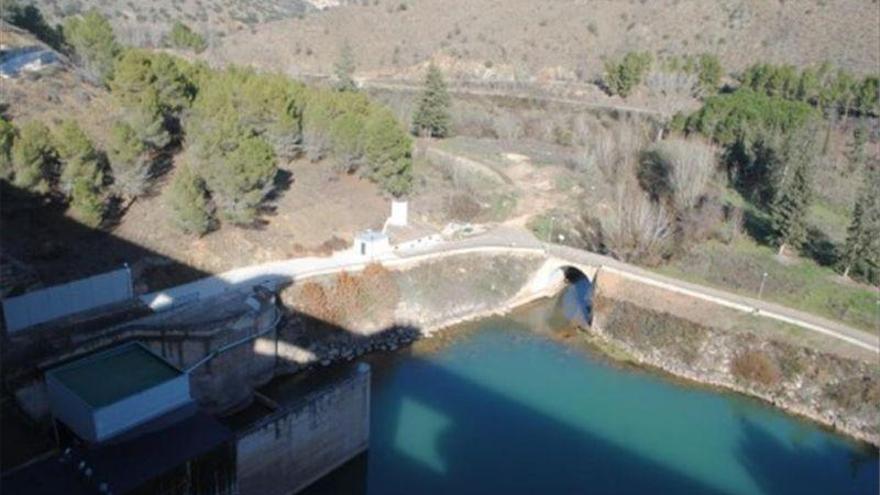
[547,244,879,354]
[141,226,878,354]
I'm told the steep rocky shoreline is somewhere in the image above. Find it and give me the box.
[590,296,879,447]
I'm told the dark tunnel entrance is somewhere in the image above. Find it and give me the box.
[559,266,593,327]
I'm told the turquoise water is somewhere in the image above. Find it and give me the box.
[305,297,879,495]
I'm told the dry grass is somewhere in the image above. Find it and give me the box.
[730,349,782,386]
[207,0,879,86]
[285,263,400,329]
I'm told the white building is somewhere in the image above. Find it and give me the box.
[353,230,391,257]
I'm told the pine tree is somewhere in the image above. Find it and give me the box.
[107,121,151,199]
[69,176,105,228]
[412,64,452,138]
[63,9,120,84]
[54,120,103,196]
[11,121,54,193]
[201,133,276,225]
[0,118,15,180]
[364,108,413,196]
[770,158,812,256]
[840,164,880,279]
[167,164,214,235]
[334,41,357,92]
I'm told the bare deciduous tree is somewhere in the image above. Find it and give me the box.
[644,137,717,212]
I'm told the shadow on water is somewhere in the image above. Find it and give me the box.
[303,340,878,495]
[734,417,879,495]
[303,350,732,495]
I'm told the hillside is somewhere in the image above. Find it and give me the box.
[22,0,315,46]
[207,0,880,83]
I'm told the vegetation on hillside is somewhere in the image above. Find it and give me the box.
[2,2,64,50]
[164,21,207,53]
[3,9,414,235]
[740,62,879,117]
[602,52,652,98]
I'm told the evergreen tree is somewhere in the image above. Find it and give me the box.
[603,52,652,98]
[124,91,172,150]
[0,118,14,180]
[412,64,452,138]
[167,164,214,235]
[11,121,54,193]
[69,177,105,228]
[107,121,151,199]
[111,50,196,121]
[201,133,277,225]
[840,164,880,280]
[53,120,103,195]
[364,108,413,196]
[334,41,357,92]
[769,157,812,256]
[63,9,120,84]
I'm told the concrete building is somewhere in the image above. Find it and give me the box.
[353,230,391,257]
[46,342,192,443]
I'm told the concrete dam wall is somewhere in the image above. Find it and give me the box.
[236,364,371,495]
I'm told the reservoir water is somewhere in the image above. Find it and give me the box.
[303,285,879,495]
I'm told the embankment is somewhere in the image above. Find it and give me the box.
[590,269,880,446]
[273,252,548,371]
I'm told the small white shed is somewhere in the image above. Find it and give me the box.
[354,230,391,257]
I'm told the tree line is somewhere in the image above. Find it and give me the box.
[675,88,879,284]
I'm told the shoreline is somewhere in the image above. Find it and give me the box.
[376,291,880,449]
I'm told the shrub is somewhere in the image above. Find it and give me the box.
[165,21,207,53]
[640,138,717,211]
[446,193,482,221]
[290,264,399,329]
[582,182,674,266]
[731,350,781,387]
[696,53,723,94]
[603,52,652,97]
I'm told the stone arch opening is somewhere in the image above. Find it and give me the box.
[558,265,593,326]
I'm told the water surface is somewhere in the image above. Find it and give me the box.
[304,291,879,495]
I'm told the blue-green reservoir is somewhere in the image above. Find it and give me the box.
[304,297,879,495]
